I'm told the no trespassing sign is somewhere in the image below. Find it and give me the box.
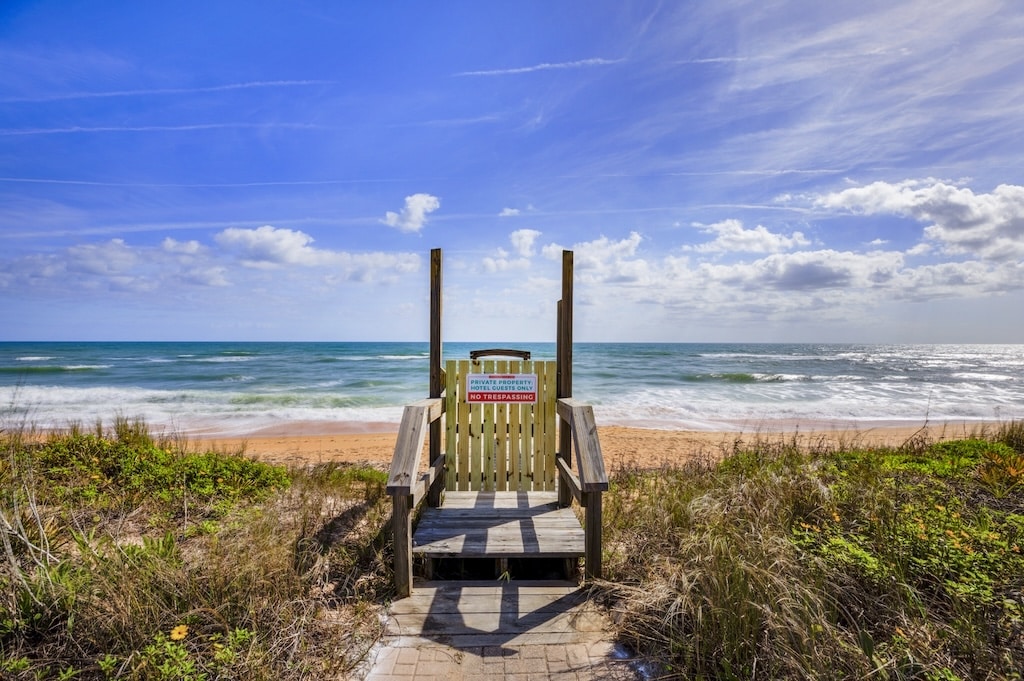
[465,374,538,403]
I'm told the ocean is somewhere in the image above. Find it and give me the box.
[1,342,1023,436]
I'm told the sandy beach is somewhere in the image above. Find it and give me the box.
[195,421,993,470]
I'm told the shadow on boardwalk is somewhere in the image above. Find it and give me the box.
[359,580,643,680]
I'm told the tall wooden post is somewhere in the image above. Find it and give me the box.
[557,250,574,508]
[427,248,443,507]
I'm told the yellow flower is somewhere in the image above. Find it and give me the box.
[170,625,189,641]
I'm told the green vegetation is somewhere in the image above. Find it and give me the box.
[5,415,1024,679]
[597,422,1024,680]
[1,418,393,680]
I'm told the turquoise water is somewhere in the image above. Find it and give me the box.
[2,342,1023,435]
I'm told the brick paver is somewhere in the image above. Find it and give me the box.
[363,641,636,680]
[358,582,640,680]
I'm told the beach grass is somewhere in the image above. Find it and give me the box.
[1,418,393,680]
[3,417,1024,679]
[595,422,1024,679]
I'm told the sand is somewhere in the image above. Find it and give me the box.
[194,421,992,471]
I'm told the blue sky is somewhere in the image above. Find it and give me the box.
[2,1,1023,343]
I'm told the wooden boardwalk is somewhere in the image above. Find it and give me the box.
[413,491,584,560]
[387,250,609,598]
[360,581,639,680]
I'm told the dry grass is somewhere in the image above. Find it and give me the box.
[1,421,394,680]
[594,424,1024,680]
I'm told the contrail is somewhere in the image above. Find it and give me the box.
[1,80,336,103]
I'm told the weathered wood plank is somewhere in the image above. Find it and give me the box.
[495,360,509,492]
[445,359,457,490]
[392,494,413,598]
[510,392,522,489]
[389,592,586,616]
[386,398,442,495]
[470,387,483,491]
[584,491,602,579]
[557,398,609,492]
[437,491,561,509]
[411,455,446,508]
[456,360,470,491]
[412,491,585,558]
[541,360,557,490]
[482,359,495,492]
[555,456,582,505]
[413,543,584,559]
[385,580,608,647]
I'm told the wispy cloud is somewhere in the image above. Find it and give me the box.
[385,114,503,128]
[0,80,336,104]
[455,57,623,77]
[0,122,327,136]
[0,176,412,188]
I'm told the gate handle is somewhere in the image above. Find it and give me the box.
[469,348,532,361]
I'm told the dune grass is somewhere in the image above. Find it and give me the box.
[595,421,1024,680]
[1,418,394,680]
[4,416,1024,680]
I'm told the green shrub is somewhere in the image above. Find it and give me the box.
[1,422,390,680]
[599,435,1024,679]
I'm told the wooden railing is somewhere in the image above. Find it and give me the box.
[556,397,609,579]
[385,393,609,597]
[386,398,445,598]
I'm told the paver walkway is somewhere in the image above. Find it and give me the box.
[359,581,639,680]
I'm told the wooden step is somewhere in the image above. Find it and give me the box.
[413,491,585,559]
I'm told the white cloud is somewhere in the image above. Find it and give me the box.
[512,220,1023,337]
[499,207,520,217]
[574,231,643,268]
[509,229,541,257]
[1,226,422,302]
[162,237,202,255]
[215,225,421,280]
[815,180,1024,260]
[687,219,810,253]
[481,229,542,272]
[482,248,530,273]
[67,238,139,275]
[381,193,441,233]
[182,267,229,287]
[216,225,331,267]
[708,249,906,292]
[542,231,650,284]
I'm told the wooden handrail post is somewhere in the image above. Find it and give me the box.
[584,491,602,579]
[392,494,413,597]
